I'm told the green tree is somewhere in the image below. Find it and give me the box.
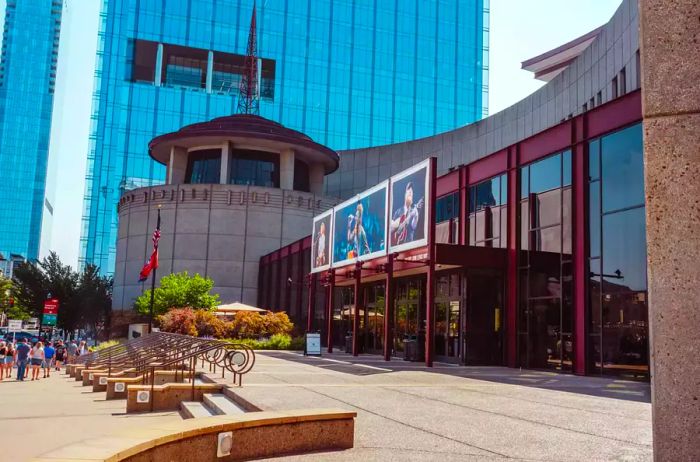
[11,261,47,318]
[75,264,113,338]
[134,272,220,316]
[0,273,31,320]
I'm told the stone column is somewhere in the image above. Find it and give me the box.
[309,163,325,194]
[168,146,188,184]
[639,0,700,459]
[280,148,295,190]
[220,142,230,184]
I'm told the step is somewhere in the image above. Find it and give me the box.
[180,401,215,419]
[202,393,246,416]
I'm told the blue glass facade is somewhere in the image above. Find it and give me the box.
[81,0,489,272]
[0,0,62,261]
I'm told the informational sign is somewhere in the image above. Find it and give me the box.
[42,313,57,326]
[8,319,22,332]
[332,181,388,267]
[43,298,59,315]
[388,159,431,254]
[311,209,333,273]
[305,332,322,356]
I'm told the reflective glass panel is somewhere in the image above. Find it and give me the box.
[601,124,645,213]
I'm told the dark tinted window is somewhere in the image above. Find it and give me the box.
[229,149,279,188]
[185,149,221,184]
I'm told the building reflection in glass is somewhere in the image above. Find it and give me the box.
[588,123,648,379]
[518,150,573,372]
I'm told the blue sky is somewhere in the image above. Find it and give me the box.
[3,0,622,268]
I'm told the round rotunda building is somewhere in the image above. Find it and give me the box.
[112,114,339,310]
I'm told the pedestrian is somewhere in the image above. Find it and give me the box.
[29,341,45,380]
[14,338,30,381]
[78,340,87,356]
[54,341,65,371]
[4,341,14,379]
[0,342,6,380]
[43,342,55,378]
[67,339,78,364]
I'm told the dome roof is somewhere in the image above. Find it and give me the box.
[149,114,339,174]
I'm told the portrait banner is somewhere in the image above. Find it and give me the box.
[388,159,431,253]
[311,209,333,273]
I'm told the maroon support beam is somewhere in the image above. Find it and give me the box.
[306,273,316,333]
[383,254,394,361]
[572,117,588,375]
[326,270,335,353]
[506,147,518,367]
[425,157,437,367]
[352,262,362,356]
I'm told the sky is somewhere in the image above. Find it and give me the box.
[5,0,622,269]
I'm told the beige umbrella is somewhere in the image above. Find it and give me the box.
[215,302,268,316]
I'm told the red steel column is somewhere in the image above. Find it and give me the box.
[425,157,437,367]
[572,117,588,375]
[326,270,335,353]
[306,273,316,332]
[506,147,518,367]
[383,254,394,361]
[352,262,362,356]
[459,167,468,245]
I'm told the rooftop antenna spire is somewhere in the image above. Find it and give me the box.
[237,2,259,115]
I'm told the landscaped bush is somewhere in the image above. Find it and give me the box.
[227,311,294,339]
[227,333,303,350]
[194,309,227,338]
[92,339,122,352]
[157,307,197,336]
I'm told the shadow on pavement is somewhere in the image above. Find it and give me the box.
[259,350,651,403]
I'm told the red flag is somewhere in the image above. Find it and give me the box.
[138,225,161,282]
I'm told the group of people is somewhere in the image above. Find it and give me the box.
[0,338,87,381]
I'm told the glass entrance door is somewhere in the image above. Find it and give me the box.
[463,271,504,365]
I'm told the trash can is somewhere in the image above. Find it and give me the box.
[403,335,419,361]
[344,333,353,353]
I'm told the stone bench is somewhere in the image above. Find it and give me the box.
[32,409,355,462]
[126,382,224,413]
[91,369,138,392]
[105,371,201,400]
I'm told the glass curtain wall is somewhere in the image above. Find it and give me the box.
[332,286,354,348]
[434,272,461,360]
[588,123,648,378]
[362,283,386,353]
[394,278,424,354]
[436,192,459,244]
[518,151,573,371]
[469,174,507,247]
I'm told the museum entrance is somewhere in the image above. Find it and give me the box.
[462,269,504,366]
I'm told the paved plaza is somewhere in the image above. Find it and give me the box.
[216,351,653,461]
[0,371,181,461]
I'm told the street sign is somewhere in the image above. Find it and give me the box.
[43,298,59,315]
[42,313,57,326]
[8,319,22,332]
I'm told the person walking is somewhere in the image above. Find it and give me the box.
[54,341,65,371]
[14,338,30,381]
[3,341,14,379]
[66,340,78,364]
[43,342,55,378]
[0,342,6,380]
[29,341,45,381]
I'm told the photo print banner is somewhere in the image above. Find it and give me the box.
[332,181,388,267]
[388,158,431,253]
[311,209,333,273]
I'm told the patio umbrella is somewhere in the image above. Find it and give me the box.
[215,302,268,316]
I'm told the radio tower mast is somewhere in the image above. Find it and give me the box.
[237,3,259,115]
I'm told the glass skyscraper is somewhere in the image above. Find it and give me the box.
[81,0,489,272]
[0,0,62,262]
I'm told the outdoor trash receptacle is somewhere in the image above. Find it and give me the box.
[403,336,418,361]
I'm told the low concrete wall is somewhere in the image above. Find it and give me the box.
[126,383,224,413]
[105,371,199,399]
[33,410,355,462]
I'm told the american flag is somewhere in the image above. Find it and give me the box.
[139,211,161,282]
[152,228,161,248]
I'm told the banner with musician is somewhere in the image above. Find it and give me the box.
[332,181,388,267]
[388,159,430,253]
[311,209,332,273]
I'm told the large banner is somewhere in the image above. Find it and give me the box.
[388,158,431,253]
[332,181,388,267]
[311,209,332,273]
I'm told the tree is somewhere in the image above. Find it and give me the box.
[0,273,30,321]
[134,272,220,316]
[11,252,112,335]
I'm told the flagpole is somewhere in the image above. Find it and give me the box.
[148,207,161,334]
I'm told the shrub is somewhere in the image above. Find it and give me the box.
[135,272,220,316]
[227,311,294,339]
[225,334,304,350]
[92,339,122,352]
[157,308,197,336]
[194,309,226,338]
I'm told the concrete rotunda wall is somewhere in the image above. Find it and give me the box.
[112,183,336,310]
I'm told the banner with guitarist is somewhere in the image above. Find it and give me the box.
[332,181,388,267]
[389,159,430,253]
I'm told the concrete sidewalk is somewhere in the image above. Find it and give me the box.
[0,371,181,461]
[212,351,652,461]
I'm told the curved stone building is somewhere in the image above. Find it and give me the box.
[112,115,339,310]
